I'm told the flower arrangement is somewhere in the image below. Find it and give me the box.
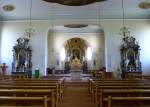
[0,63,8,76]
[34,68,40,79]
[91,70,96,77]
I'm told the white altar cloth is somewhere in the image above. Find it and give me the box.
[71,70,81,80]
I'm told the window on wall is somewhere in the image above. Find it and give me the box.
[87,47,92,60]
[60,47,66,61]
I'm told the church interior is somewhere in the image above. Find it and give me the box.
[0,0,150,107]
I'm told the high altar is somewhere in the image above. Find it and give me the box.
[70,57,82,80]
[71,57,82,70]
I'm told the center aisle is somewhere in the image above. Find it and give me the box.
[60,79,95,107]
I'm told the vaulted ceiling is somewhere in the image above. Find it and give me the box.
[0,0,149,21]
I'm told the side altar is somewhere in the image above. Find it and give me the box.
[70,57,82,80]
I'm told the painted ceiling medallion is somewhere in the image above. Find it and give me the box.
[42,0,106,6]
[64,24,88,28]
[139,2,150,9]
[3,4,15,12]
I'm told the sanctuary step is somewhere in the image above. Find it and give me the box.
[64,77,89,87]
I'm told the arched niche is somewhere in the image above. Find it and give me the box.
[47,24,105,74]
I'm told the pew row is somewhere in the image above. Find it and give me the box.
[97,89,150,107]
[0,89,55,107]
[105,96,150,107]
[0,96,48,107]
[0,79,65,103]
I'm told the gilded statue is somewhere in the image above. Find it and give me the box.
[72,56,80,65]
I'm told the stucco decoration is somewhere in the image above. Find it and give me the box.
[42,0,106,6]
[64,24,88,28]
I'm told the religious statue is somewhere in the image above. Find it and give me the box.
[71,56,82,70]
[72,56,80,65]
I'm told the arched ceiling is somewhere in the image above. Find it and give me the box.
[0,0,149,21]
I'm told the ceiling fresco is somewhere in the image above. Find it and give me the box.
[42,0,106,6]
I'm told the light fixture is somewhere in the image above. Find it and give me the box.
[119,0,131,37]
[24,0,35,39]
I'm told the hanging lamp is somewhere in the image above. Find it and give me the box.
[119,0,131,37]
[24,0,35,39]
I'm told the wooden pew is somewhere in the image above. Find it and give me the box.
[98,89,150,107]
[89,78,150,107]
[0,82,61,105]
[105,96,150,107]
[0,77,65,103]
[0,96,48,107]
[135,75,150,80]
[89,79,150,95]
[91,82,150,99]
[0,78,65,96]
[2,76,65,94]
[95,85,150,106]
[0,77,65,106]
[89,81,150,107]
[0,89,55,107]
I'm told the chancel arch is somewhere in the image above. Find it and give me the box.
[47,25,105,74]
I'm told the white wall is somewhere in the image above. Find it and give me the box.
[0,22,2,64]
[0,19,150,75]
[0,21,51,75]
[101,20,150,74]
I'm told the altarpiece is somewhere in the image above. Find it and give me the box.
[120,35,142,78]
[12,37,32,78]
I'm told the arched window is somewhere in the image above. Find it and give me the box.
[60,47,66,61]
[87,47,92,60]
